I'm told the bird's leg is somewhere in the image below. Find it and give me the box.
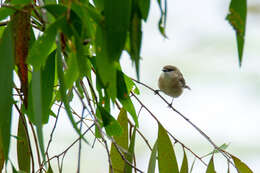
[154,90,160,95]
[168,98,174,107]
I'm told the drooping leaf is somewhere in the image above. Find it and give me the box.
[41,51,56,124]
[31,70,45,159]
[70,3,96,40]
[109,108,128,173]
[180,149,188,173]
[71,26,91,78]
[157,0,167,38]
[130,10,142,79]
[93,0,104,11]
[95,26,117,101]
[157,123,179,173]
[206,155,216,173]
[147,140,158,173]
[117,71,138,126]
[137,0,150,21]
[64,52,80,89]
[0,23,15,160]
[0,131,5,171]
[56,34,86,141]
[124,127,136,173]
[47,164,54,173]
[44,4,83,37]
[27,19,59,70]
[124,74,140,95]
[98,105,122,137]
[231,154,253,173]
[226,0,247,66]
[104,0,132,61]
[17,116,30,173]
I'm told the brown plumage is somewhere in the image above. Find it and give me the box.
[158,65,190,99]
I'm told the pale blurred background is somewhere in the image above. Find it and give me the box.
[9,0,260,172]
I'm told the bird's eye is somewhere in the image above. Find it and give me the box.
[163,69,173,72]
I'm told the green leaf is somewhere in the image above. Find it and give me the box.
[117,71,138,126]
[157,0,167,38]
[130,10,142,79]
[98,105,122,137]
[27,19,58,70]
[43,0,57,4]
[31,70,45,159]
[231,154,253,173]
[95,26,117,101]
[0,7,16,21]
[157,123,179,173]
[226,0,247,66]
[137,0,150,21]
[202,143,229,158]
[147,140,158,173]
[17,117,30,173]
[71,27,91,78]
[56,34,87,142]
[109,108,128,173]
[104,0,132,61]
[10,0,32,5]
[93,0,104,11]
[124,74,140,95]
[0,22,15,160]
[180,149,188,173]
[190,158,196,173]
[47,164,54,173]
[206,155,216,173]
[71,3,95,40]
[0,132,5,171]
[81,3,103,25]
[41,51,56,124]
[64,55,80,90]
[124,127,136,173]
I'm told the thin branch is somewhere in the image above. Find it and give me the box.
[44,102,63,169]
[28,121,42,169]
[131,78,233,164]
[110,139,144,173]
[37,123,95,172]
[131,91,208,166]
[80,78,114,173]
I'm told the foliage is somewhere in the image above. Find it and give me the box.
[0,0,253,172]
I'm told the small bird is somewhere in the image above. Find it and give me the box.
[158,65,191,106]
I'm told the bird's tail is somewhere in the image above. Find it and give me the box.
[184,85,191,90]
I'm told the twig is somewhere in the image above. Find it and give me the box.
[131,91,208,166]
[80,78,114,173]
[110,139,144,173]
[44,102,63,169]
[28,121,42,170]
[131,78,234,163]
[37,123,95,172]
